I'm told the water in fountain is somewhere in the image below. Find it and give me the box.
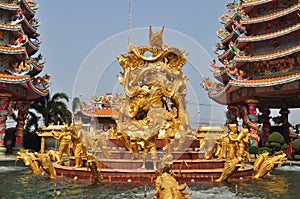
[1,165,300,198]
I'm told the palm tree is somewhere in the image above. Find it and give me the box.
[28,92,72,128]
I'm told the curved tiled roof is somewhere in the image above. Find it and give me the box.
[238,23,300,42]
[234,45,300,62]
[221,30,237,44]
[242,3,300,24]
[0,73,30,83]
[217,48,233,61]
[21,0,36,17]
[213,69,229,83]
[21,17,37,35]
[208,73,300,99]
[81,108,114,118]
[0,1,19,11]
[229,73,300,87]
[0,22,22,32]
[224,13,237,30]
[31,60,44,71]
[0,46,27,56]
[26,39,39,53]
[242,0,274,8]
[28,79,49,96]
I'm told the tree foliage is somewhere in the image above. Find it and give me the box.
[26,92,72,129]
[268,132,285,144]
[292,138,300,153]
[72,97,81,113]
[257,147,271,154]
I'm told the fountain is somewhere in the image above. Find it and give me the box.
[16,27,286,188]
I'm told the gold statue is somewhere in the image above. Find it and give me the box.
[129,136,141,160]
[153,159,191,199]
[215,133,229,159]
[227,124,239,159]
[162,111,179,155]
[34,152,57,179]
[149,26,164,48]
[70,123,87,168]
[216,125,253,182]
[141,134,158,170]
[235,127,251,164]
[215,156,242,182]
[114,26,190,168]
[254,151,287,179]
[94,130,111,159]
[52,126,72,164]
[16,150,40,174]
[201,133,221,160]
[47,149,60,162]
[253,150,269,171]
[87,154,103,183]
[16,149,57,179]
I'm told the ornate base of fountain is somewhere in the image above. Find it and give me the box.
[53,149,254,184]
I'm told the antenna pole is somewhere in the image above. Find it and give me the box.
[128,2,132,45]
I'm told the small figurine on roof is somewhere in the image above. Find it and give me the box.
[201,77,223,93]
[33,74,51,89]
[210,59,225,72]
[233,20,247,37]
[213,43,226,55]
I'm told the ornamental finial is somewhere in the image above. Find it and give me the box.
[149,26,164,48]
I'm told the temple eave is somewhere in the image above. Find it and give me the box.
[242,3,300,24]
[81,110,113,118]
[209,74,300,105]
[234,45,300,62]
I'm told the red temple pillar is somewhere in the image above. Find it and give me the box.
[0,99,9,149]
[246,99,260,147]
[15,102,29,147]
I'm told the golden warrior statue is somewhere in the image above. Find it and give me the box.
[52,127,72,164]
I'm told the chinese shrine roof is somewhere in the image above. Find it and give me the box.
[238,23,300,42]
[0,22,22,32]
[242,0,274,8]
[208,73,300,104]
[242,3,300,24]
[234,45,300,62]
[0,1,19,11]
[0,46,27,60]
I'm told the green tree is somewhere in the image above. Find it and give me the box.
[292,138,300,153]
[72,97,81,113]
[267,131,285,154]
[28,92,72,127]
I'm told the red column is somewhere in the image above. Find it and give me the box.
[15,102,29,146]
[246,99,260,147]
[0,99,9,146]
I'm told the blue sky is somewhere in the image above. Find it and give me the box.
[34,0,229,127]
[36,0,225,93]
[31,0,300,127]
